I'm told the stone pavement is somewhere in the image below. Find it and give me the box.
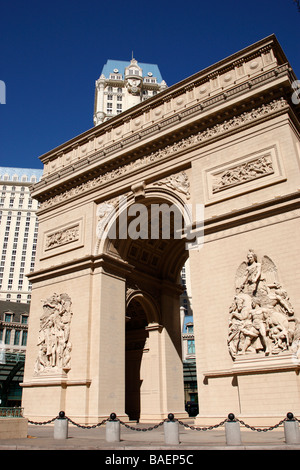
[0,420,300,452]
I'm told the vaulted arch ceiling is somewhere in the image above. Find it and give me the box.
[106,196,189,283]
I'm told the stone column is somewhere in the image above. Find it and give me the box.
[159,284,188,420]
[89,263,127,420]
[139,322,164,421]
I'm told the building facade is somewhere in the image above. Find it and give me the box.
[180,260,198,409]
[0,300,29,406]
[0,167,43,304]
[21,35,300,425]
[93,58,167,125]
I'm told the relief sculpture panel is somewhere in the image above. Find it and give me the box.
[45,224,80,250]
[212,155,274,193]
[34,293,73,375]
[227,250,300,360]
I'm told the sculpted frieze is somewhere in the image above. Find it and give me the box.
[34,293,73,375]
[39,98,287,211]
[228,250,300,360]
[212,155,274,193]
[45,224,80,250]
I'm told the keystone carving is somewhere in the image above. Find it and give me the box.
[228,250,300,360]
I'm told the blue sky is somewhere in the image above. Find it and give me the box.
[1,0,299,170]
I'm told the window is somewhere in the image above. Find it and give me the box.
[109,74,122,80]
[5,313,13,322]
[127,68,140,76]
[14,330,21,345]
[5,329,11,344]
[22,331,28,346]
[187,340,195,355]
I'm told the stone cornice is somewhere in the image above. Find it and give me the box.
[30,36,300,210]
[36,97,290,211]
[39,36,289,159]
[202,190,300,243]
[33,67,295,207]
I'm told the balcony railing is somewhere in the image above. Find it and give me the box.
[0,407,24,418]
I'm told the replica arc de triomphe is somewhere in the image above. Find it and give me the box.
[21,35,300,425]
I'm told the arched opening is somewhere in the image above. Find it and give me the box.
[99,193,194,421]
[125,290,162,421]
[125,297,148,421]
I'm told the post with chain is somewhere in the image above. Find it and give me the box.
[284,413,300,444]
[53,411,68,439]
[106,413,120,442]
[225,413,242,446]
[164,413,179,445]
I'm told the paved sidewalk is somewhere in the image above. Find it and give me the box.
[0,421,300,451]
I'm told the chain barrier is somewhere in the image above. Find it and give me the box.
[28,412,108,429]
[235,417,286,432]
[28,417,57,425]
[27,411,299,433]
[178,419,227,431]
[236,413,300,432]
[119,419,165,432]
[65,416,108,429]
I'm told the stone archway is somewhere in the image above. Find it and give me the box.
[102,193,190,422]
[21,36,300,425]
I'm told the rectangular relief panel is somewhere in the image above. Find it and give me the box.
[41,216,85,259]
[204,145,286,205]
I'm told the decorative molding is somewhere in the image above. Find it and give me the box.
[204,205,300,244]
[203,352,300,378]
[39,98,288,211]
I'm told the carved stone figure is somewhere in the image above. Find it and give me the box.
[153,171,190,199]
[228,250,298,359]
[96,202,116,239]
[34,293,73,374]
[212,156,274,193]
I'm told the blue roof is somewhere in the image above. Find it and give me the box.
[101,59,163,83]
[0,167,43,182]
